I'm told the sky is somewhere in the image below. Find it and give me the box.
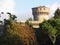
[0,0,60,20]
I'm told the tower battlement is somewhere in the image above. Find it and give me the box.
[32,6,49,14]
[32,6,50,21]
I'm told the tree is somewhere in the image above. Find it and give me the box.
[7,12,17,21]
[4,21,37,45]
[40,8,60,45]
[54,8,60,18]
[40,20,56,45]
[12,15,17,20]
[28,18,33,21]
[0,13,37,45]
[25,18,33,27]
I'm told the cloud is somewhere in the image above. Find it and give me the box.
[0,0,15,13]
[46,3,60,18]
[0,0,15,21]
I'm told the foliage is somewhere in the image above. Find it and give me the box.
[25,18,33,27]
[28,18,33,21]
[41,21,57,35]
[7,12,17,21]
[0,13,37,45]
[12,15,17,20]
[39,8,60,45]
[54,8,60,18]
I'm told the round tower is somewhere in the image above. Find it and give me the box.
[32,6,50,23]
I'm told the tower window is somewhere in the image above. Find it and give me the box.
[44,8,45,10]
[40,8,41,10]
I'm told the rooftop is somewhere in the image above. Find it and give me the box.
[32,6,49,9]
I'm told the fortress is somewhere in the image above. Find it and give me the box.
[32,6,50,22]
[0,6,50,36]
[17,6,50,28]
[31,6,50,28]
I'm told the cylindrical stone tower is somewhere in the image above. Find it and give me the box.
[32,6,50,23]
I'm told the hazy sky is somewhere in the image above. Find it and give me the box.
[0,0,60,20]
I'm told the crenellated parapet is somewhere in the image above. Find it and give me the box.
[32,6,50,21]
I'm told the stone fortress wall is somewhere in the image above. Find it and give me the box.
[17,6,50,28]
[31,6,50,28]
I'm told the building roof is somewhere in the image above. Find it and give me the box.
[32,6,49,9]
